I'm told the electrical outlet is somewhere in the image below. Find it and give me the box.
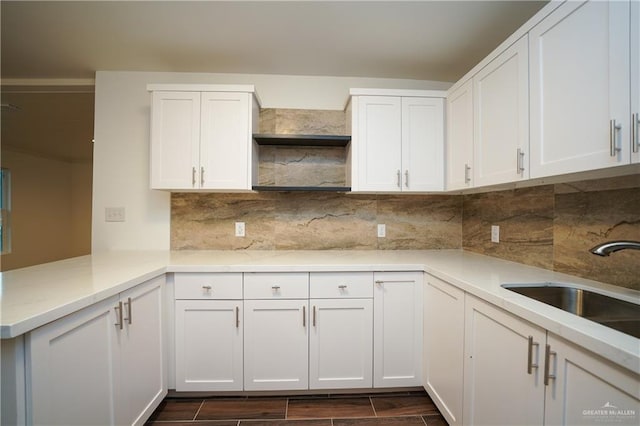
[377,224,386,238]
[235,222,245,237]
[105,207,125,222]
[491,225,500,243]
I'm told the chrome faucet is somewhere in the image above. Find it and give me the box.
[590,241,640,256]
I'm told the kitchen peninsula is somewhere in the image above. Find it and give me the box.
[1,249,638,425]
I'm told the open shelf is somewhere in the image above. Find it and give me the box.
[253,134,351,147]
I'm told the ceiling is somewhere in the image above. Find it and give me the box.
[0,1,547,163]
[1,1,547,83]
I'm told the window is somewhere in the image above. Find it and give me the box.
[1,168,11,254]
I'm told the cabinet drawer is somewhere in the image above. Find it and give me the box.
[244,272,309,299]
[310,272,373,298]
[174,273,243,300]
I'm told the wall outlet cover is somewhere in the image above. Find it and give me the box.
[491,225,500,243]
[377,224,386,238]
[105,207,125,222]
[235,222,246,237]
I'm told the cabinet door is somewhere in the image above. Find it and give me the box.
[446,79,474,190]
[117,276,166,426]
[473,35,529,187]
[354,96,403,192]
[27,295,120,426]
[244,299,309,391]
[529,0,631,177]
[373,272,423,388]
[464,295,546,426]
[632,0,640,164]
[150,91,201,189]
[402,97,444,191]
[309,298,373,389]
[175,300,243,391]
[544,333,640,426]
[423,275,464,426]
[200,92,252,190]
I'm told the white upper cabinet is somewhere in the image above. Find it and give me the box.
[473,35,529,187]
[149,85,258,191]
[529,0,631,177]
[150,91,201,190]
[350,90,445,192]
[446,79,474,190]
[632,0,640,164]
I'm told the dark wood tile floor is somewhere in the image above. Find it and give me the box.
[146,391,448,425]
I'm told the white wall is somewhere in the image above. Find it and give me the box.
[92,71,450,251]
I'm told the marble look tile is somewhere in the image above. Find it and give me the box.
[462,186,554,269]
[273,109,347,135]
[555,173,640,194]
[259,146,346,187]
[554,186,640,290]
[377,195,462,250]
[274,193,377,250]
[171,193,277,250]
[259,109,276,133]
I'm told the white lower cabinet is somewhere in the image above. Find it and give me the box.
[174,273,243,391]
[243,271,310,391]
[309,272,374,389]
[423,274,465,426]
[243,299,309,391]
[544,333,640,426]
[373,272,423,388]
[464,294,546,425]
[463,293,640,426]
[27,276,165,426]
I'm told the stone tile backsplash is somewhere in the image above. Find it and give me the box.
[171,108,640,289]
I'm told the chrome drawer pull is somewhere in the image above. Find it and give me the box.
[338,285,347,290]
[272,285,281,291]
[202,285,212,291]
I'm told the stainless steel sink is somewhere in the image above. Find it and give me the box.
[501,283,640,339]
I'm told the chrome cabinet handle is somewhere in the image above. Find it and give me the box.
[200,166,205,186]
[633,113,639,153]
[404,170,409,188]
[517,148,525,175]
[313,305,317,327]
[271,285,280,291]
[338,285,347,290]
[527,336,539,374]
[123,297,132,325]
[235,306,240,328]
[544,344,557,386]
[192,167,196,187]
[302,305,306,327]
[396,170,401,188]
[464,164,471,184]
[202,285,212,291]
[114,301,123,330]
[610,119,622,156]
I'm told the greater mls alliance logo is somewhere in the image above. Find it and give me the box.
[582,402,637,424]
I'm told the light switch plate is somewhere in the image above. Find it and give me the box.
[235,222,245,237]
[377,224,386,238]
[105,207,125,222]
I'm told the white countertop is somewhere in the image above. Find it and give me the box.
[1,249,638,373]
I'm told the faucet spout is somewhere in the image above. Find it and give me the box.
[590,241,640,256]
